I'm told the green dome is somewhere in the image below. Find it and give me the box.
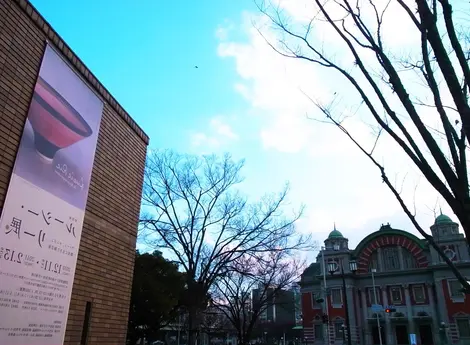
[435,214,453,225]
[328,229,344,239]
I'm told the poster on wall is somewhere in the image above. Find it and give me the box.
[0,43,103,345]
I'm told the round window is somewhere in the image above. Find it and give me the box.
[444,248,456,260]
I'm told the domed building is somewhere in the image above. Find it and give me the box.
[300,215,470,345]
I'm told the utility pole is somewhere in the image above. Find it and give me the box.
[371,269,383,345]
[321,247,330,345]
[340,263,352,345]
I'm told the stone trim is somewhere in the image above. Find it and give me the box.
[12,0,149,145]
[356,234,429,273]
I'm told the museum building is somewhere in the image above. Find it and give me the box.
[300,215,470,345]
[0,0,148,344]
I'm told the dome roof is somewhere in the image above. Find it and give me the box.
[328,229,344,239]
[435,214,453,225]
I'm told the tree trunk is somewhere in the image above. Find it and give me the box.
[188,307,201,345]
[188,310,194,345]
[457,203,470,246]
[238,332,250,345]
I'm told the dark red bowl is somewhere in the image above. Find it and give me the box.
[28,76,93,160]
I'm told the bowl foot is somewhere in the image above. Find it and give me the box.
[32,131,59,163]
[35,150,54,164]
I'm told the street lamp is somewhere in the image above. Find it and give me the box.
[439,322,449,345]
[327,259,357,345]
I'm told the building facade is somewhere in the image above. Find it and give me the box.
[300,215,470,345]
[0,0,148,344]
[252,285,296,325]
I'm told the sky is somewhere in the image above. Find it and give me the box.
[29,0,466,262]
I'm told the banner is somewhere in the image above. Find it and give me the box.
[0,44,103,344]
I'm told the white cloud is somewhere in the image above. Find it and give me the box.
[266,0,419,49]
[190,132,221,149]
[260,112,314,153]
[215,20,235,41]
[216,1,462,244]
[210,117,239,140]
[190,116,239,151]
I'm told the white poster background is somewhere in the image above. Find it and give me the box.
[0,175,83,345]
[0,44,103,345]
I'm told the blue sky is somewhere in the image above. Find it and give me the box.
[29,0,252,149]
[29,0,284,197]
[29,0,461,257]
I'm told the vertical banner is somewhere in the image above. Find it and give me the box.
[0,44,103,344]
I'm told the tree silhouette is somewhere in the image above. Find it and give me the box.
[212,252,302,345]
[127,250,186,345]
[141,150,310,344]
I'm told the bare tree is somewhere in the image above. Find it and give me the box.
[255,0,470,289]
[140,150,310,344]
[212,252,304,345]
[200,306,234,344]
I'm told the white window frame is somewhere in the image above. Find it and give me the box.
[368,287,380,305]
[382,247,401,271]
[331,288,343,306]
[456,318,470,338]
[412,285,425,304]
[448,280,464,302]
[314,323,324,340]
[311,291,321,309]
[334,321,344,339]
[390,286,402,304]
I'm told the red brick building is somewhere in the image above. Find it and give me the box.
[0,0,148,344]
[300,215,470,345]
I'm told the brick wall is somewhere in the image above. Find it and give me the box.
[356,234,428,274]
[0,1,149,344]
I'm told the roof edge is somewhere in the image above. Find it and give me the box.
[15,0,150,145]
[354,229,426,256]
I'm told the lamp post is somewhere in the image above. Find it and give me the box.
[321,247,330,345]
[341,324,346,345]
[439,322,449,345]
[370,269,383,345]
[327,259,357,345]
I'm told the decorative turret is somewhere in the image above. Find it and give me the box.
[328,228,344,239]
[430,212,459,241]
[434,214,454,226]
[428,211,468,263]
[324,223,349,250]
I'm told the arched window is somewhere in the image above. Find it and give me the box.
[368,251,378,272]
[382,246,400,271]
[402,248,417,269]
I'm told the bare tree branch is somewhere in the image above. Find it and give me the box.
[256,0,470,291]
[313,101,470,289]
[212,252,304,345]
[140,150,311,343]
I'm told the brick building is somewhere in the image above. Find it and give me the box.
[0,0,148,344]
[300,215,470,345]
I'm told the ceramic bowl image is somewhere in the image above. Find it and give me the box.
[27,76,93,163]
